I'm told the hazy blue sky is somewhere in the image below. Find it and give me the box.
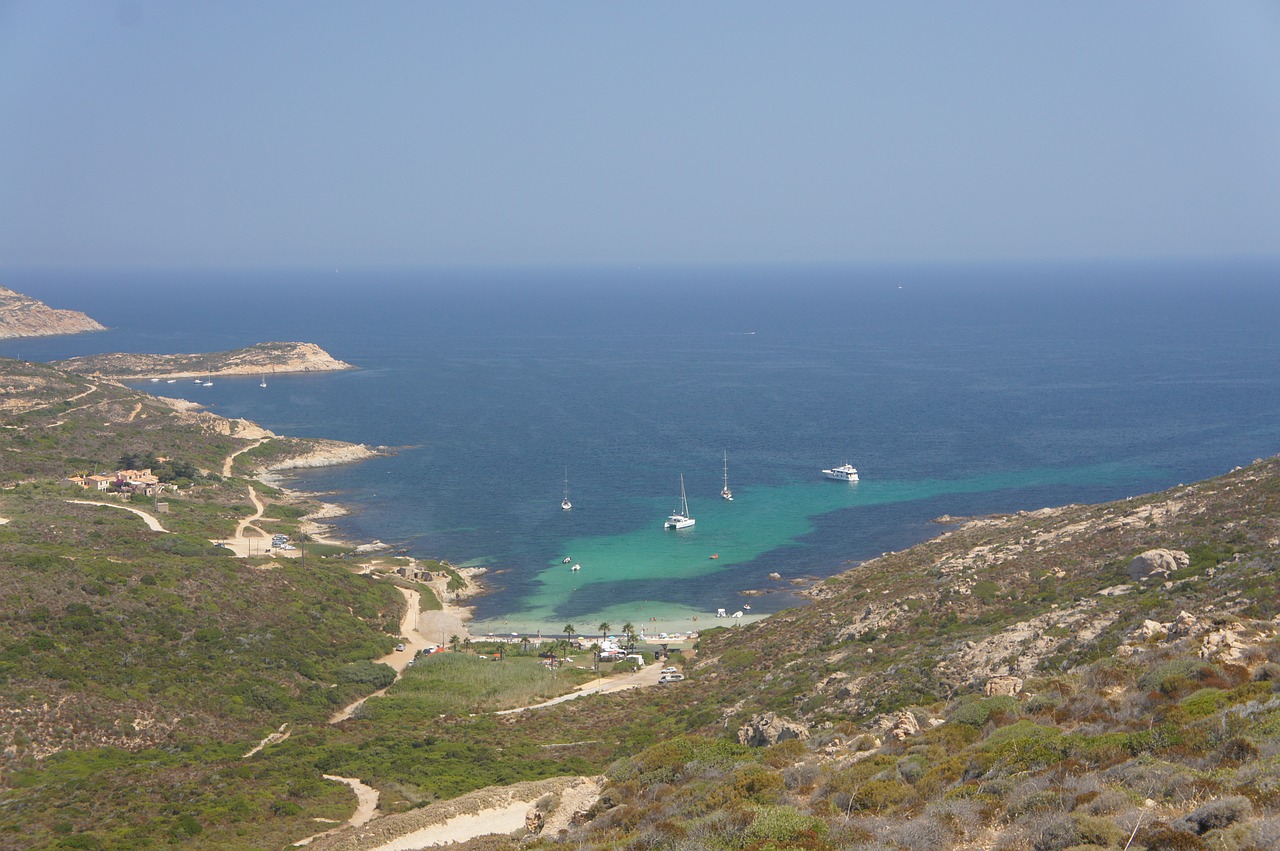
[2,1,1279,269]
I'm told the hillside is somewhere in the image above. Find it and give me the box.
[0,286,105,339]
[2,355,1279,850]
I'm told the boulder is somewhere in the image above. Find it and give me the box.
[1133,619,1167,641]
[887,711,921,741]
[736,712,810,747]
[1127,549,1189,582]
[984,675,1024,697]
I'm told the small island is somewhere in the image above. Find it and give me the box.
[51,341,355,379]
[0,285,106,339]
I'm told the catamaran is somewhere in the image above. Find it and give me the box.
[665,474,695,529]
[561,469,572,511]
[721,450,733,500]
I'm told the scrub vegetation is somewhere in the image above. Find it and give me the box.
[4,356,1280,850]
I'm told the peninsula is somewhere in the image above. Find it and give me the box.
[51,340,354,379]
[0,285,106,339]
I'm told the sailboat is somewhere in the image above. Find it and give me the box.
[664,474,695,529]
[259,371,267,388]
[561,469,572,511]
[721,450,733,501]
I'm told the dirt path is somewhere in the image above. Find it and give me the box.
[65,499,169,533]
[329,588,430,723]
[223,437,267,476]
[216,485,271,557]
[292,776,380,847]
[301,776,600,851]
[495,662,666,715]
[242,723,291,759]
[125,402,142,422]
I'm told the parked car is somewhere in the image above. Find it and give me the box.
[658,673,685,684]
[395,643,405,652]
[660,666,678,674]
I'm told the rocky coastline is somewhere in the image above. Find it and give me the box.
[0,285,106,339]
[51,341,354,379]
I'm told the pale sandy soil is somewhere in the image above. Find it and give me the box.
[303,777,603,851]
[369,801,530,851]
[292,776,381,847]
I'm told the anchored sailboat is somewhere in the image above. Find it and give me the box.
[721,450,733,501]
[561,469,572,511]
[664,474,695,529]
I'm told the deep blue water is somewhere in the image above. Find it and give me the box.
[4,261,1279,632]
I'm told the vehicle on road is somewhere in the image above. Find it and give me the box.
[658,673,685,684]
[661,666,678,674]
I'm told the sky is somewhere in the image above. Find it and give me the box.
[1,1,1279,270]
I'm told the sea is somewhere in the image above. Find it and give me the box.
[4,260,1279,636]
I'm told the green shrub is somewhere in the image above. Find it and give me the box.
[1179,688,1229,719]
[849,778,913,813]
[949,695,1021,727]
[1138,658,1223,696]
[743,805,829,848]
[972,580,1000,602]
[335,660,396,690]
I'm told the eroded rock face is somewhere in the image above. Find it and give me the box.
[737,712,810,747]
[984,675,1024,697]
[1127,548,1190,582]
[887,711,921,741]
[0,286,106,339]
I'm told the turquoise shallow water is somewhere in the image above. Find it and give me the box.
[496,462,1154,632]
[3,261,1279,632]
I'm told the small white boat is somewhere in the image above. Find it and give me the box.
[665,474,695,529]
[561,468,572,511]
[571,563,581,572]
[165,379,176,384]
[202,381,213,387]
[822,462,859,482]
[721,450,733,500]
[259,372,267,388]
[149,378,160,382]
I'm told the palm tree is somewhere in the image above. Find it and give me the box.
[563,623,575,643]
[598,621,611,641]
[462,637,473,654]
[622,621,637,648]
[448,634,461,653]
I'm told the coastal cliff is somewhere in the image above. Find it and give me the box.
[51,340,354,379]
[0,285,106,339]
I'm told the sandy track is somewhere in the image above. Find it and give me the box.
[494,661,667,715]
[65,499,169,533]
[330,587,431,723]
[303,776,602,851]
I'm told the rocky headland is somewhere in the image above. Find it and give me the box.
[0,285,106,339]
[51,340,354,379]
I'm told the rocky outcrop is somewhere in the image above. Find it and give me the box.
[51,341,353,379]
[1127,548,1189,582]
[0,286,106,339]
[737,712,811,747]
[984,675,1024,697]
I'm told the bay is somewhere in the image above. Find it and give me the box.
[4,261,1278,634]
